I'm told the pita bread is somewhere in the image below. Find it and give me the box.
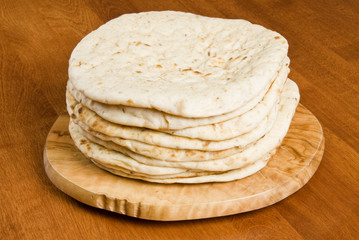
[70,120,273,183]
[68,80,299,177]
[67,58,288,131]
[68,11,288,117]
[91,157,270,184]
[69,121,187,175]
[72,107,276,152]
[68,95,277,151]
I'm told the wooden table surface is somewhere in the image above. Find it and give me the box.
[1,0,358,239]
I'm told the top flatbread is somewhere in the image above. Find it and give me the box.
[67,58,288,131]
[68,11,288,117]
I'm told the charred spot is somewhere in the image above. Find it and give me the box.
[80,139,87,144]
[78,107,83,114]
[71,113,77,119]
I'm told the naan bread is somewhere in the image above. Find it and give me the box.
[68,11,288,117]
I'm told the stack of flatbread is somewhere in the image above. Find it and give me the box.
[66,11,300,184]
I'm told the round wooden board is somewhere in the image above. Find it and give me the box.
[44,104,324,221]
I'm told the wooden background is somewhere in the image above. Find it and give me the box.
[1,0,358,239]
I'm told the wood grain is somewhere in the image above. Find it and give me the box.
[1,0,358,238]
[44,104,324,221]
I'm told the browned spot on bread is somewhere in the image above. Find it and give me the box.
[233,55,242,61]
[127,99,134,104]
[242,56,247,60]
[78,107,83,114]
[186,151,196,157]
[193,70,201,75]
[144,43,150,46]
[86,144,91,151]
[156,64,162,68]
[80,139,86,144]
[274,36,280,39]
[135,41,141,46]
[204,73,212,77]
[182,68,192,71]
[136,71,142,73]
[71,113,76,119]
[202,141,210,147]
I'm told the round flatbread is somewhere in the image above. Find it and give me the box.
[69,80,299,177]
[69,11,288,117]
[72,108,276,152]
[67,58,288,131]
[92,157,270,184]
[67,95,278,151]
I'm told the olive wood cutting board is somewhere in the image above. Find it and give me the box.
[44,103,324,221]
